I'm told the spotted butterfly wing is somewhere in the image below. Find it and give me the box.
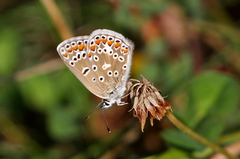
[57,29,134,107]
[57,35,109,98]
[86,29,134,98]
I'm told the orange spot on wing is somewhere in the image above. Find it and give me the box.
[73,45,78,50]
[95,39,101,45]
[85,44,87,49]
[67,48,72,52]
[90,45,95,51]
[121,48,125,52]
[114,42,121,48]
[124,49,129,53]
[63,53,68,57]
[88,52,91,57]
[108,40,114,46]
[79,44,84,51]
[102,39,107,44]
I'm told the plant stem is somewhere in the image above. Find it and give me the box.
[40,0,73,40]
[166,111,239,159]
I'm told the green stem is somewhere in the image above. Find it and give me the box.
[166,111,239,159]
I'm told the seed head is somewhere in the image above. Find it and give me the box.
[127,75,172,132]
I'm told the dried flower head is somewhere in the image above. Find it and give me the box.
[127,75,172,132]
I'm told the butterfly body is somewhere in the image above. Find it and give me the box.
[57,29,134,109]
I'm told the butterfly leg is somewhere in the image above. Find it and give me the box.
[115,90,133,106]
[116,98,129,106]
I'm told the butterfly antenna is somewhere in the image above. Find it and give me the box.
[85,100,103,120]
[102,108,111,133]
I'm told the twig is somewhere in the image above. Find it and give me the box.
[14,58,64,81]
[166,111,239,159]
[210,140,240,159]
[39,0,73,40]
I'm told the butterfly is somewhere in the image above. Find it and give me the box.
[56,29,134,110]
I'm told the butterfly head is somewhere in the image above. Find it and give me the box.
[101,99,114,109]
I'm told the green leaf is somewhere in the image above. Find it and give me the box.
[58,69,93,114]
[164,52,192,91]
[142,62,163,82]
[186,72,240,128]
[0,27,19,75]
[19,75,59,111]
[114,0,169,30]
[145,38,167,58]
[179,0,204,19]
[210,75,240,117]
[47,106,81,141]
[195,116,224,142]
[161,129,203,150]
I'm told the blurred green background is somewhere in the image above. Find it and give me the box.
[1,0,240,158]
